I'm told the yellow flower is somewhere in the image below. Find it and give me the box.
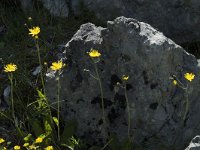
[3,147,6,150]
[88,49,101,58]
[122,75,129,81]
[184,73,195,82]
[14,145,20,150]
[23,143,29,147]
[35,137,43,143]
[45,146,54,150]
[50,61,65,71]
[173,80,177,86]
[29,26,40,38]
[0,138,5,144]
[4,63,17,72]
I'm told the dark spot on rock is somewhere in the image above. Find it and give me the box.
[87,122,91,126]
[92,118,95,120]
[121,54,131,62]
[108,107,119,123]
[110,74,122,91]
[150,82,158,89]
[70,109,76,113]
[76,99,84,104]
[149,102,158,110]
[91,97,113,108]
[70,70,83,91]
[98,119,103,125]
[114,93,126,109]
[142,71,149,85]
[126,84,133,91]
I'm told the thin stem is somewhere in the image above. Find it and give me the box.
[9,73,16,126]
[183,85,189,122]
[124,85,131,141]
[94,62,106,124]
[101,138,113,150]
[35,39,55,138]
[35,40,45,94]
[57,75,60,141]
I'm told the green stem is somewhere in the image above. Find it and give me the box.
[124,85,131,141]
[35,40,45,94]
[57,75,60,141]
[183,85,189,122]
[101,138,113,150]
[94,62,106,124]
[9,73,16,127]
[35,39,55,138]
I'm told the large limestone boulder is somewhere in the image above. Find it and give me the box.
[46,16,200,149]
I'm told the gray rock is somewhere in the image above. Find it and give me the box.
[20,0,68,17]
[72,0,200,44]
[46,16,200,149]
[185,136,200,150]
[40,0,68,17]
[19,0,200,44]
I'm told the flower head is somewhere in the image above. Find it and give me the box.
[0,138,5,144]
[4,63,17,72]
[29,26,40,38]
[184,73,195,82]
[35,137,43,143]
[122,75,129,81]
[3,147,6,150]
[45,146,54,150]
[173,80,177,86]
[14,145,20,150]
[50,61,65,71]
[88,49,101,58]
[28,17,32,20]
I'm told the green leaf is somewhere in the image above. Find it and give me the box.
[44,120,52,136]
[30,119,43,136]
[61,144,74,150]
[36,89,47,109]
[24,133,32,142]
[38,133,46,139]
[52,117,59,127]
[61,120,77,143]
[109,133,121,150]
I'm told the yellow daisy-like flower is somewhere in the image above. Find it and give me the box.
[173,80,177,86]
[4,63,17,72]
[29,26,40,38]
[45,146,54,150]
[88,49,101,58]
[23,143,29,147]
[50,61,65,71]
[35,137,43,143]
[0,138,5,144]
[3,147,6,150]
[122,75,129,81]
[14,145,20,150]
[184,73,195,82]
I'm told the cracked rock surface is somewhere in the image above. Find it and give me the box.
[46,16,200,149]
